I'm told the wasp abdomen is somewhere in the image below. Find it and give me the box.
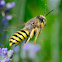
[9,30,29,46]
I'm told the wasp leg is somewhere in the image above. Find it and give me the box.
[21,29,35,47]
[34,23,44,44]
[15,42,20,47]
[34,27,39,44]
[25,38,28,43]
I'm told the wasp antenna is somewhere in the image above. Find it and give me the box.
[46,9,54,16]
[44,4,46,16]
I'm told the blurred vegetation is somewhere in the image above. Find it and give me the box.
[0,0,62,62]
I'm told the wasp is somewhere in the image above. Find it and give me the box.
[9,5,54,47]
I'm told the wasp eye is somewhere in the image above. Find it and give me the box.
[33,22,34,24]
[31,22,35,25]
[40,19,43,23]
[41,19,43,22]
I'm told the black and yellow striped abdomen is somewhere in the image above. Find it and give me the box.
[9,30,29,46]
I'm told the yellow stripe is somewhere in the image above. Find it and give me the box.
[11,36,21,42]
[10,39,17,43]
[17,31,27,38]
[9,43,12,46]
[14,33,24,40]
[24,30,29,35]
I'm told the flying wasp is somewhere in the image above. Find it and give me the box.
[9,5,54,47]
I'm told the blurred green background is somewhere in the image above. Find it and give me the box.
[0,0,62,62]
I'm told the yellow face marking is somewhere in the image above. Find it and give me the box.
[41,22,44,29]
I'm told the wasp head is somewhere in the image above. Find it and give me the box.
[36,15,47,27]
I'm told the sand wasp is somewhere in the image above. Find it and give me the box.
[9,5,54,47]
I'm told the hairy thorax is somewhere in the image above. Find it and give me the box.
[23,18,41,32]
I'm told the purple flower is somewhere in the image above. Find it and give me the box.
[33,45,40,53]
[1,19,8,28]
[0,59,1,62]
[8,50,13,59]
[6,15,12,20]
[22,42,40,52]
[0,0,5,6]
[21,42,41,59]
[8,50,13,58]
[2,58,9,62]
[6,2,15,9]
[2,48,7,57]
[11,2,15,7]
[0,0,15,48]
[0,48,1,56]
[22,43,29,51]
[0,48,13,62]
[13,46,19,53]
